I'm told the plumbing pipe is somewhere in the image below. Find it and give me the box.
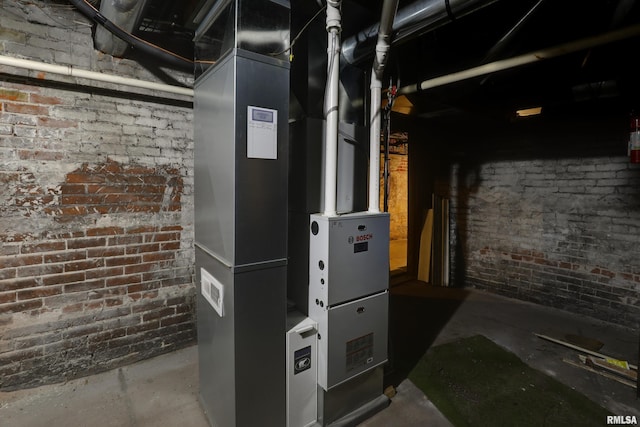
[369,0,399,213]
[368,87,382,213]
[0,54,194,97]
[343,0,499,65]
[323,0,342,217]
[397,23,640,96]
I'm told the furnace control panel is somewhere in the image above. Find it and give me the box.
[247,105,278,159]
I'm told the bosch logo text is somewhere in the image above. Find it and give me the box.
[356,234,373,242]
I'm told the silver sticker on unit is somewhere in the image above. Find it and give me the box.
[346,333,374,372]
[247,105,277,159]
[201,268,224,317]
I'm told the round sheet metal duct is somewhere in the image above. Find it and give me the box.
[342,0,500,65]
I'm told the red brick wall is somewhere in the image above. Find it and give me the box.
[0,2,194,390]
[380,153,408,240]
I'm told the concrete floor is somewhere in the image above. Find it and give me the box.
[1,282,638,426]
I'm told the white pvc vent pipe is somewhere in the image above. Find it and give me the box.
[368,84,383,213]
[369,0,399,213]
[323,1,342,217]
[0,54,194,98]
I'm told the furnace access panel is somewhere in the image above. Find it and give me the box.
[308,212,389,306]
[308,212,390,390]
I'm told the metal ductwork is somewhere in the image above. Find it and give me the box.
[342,0,501,65]
[70,0,193,68]
[94,0,149,57]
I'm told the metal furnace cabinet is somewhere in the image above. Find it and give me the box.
[193,39,290,427]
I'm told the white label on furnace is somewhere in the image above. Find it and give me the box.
[247,106,277,159]
[201,268,224,317]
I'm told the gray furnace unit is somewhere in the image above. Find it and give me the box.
[193,1,290,426]
[194,1,394,426]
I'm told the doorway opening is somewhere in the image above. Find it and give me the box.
[382,131,409,274]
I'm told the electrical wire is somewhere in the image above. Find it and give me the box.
[271,4,327,57]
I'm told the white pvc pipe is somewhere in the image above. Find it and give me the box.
[398,24,640,96]
[323,2,341,217]
[368,80,382,213]
[368,0,399,213]
[0,54,194,97]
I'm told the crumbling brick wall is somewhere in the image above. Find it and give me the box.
[435,116,640,329]
[0,1,195,389]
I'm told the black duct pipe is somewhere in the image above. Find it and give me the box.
[343,0,500,65]
[68,0,194,70]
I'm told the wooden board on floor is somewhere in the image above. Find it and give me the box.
[536,333,638,370]
[417,209,433,282]
[563,358,637,389]
[586,355,638,381]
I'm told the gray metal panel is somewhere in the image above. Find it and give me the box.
[318,367,384,426]
[235,264,287,427]
[195,51,289,267]
[286,313,318,427]
[287,212,312,314]
[327,213,388,304]
[196,247,236,427]
[288,119,324,214]
[288,119,368,215]
[237,0,290,60]
[309,213,390,306]
[196,248,287,427]
[195,53,237,265]
[234,53,289,265]
[324,292,388,389]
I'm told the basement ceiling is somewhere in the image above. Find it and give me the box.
[104,0,640,119]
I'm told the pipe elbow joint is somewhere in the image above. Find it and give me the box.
[375,43,390,63]
[326,4,342,32]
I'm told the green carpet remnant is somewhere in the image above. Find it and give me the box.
[409,335,610,426]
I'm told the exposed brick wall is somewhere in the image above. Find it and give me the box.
[380,153,408,240]
[434,115,640,329]
[0,1,195,389]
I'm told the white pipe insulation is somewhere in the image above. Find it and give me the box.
[323,0,342,217]
[0,54,194,98]
[368,0,399,213]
